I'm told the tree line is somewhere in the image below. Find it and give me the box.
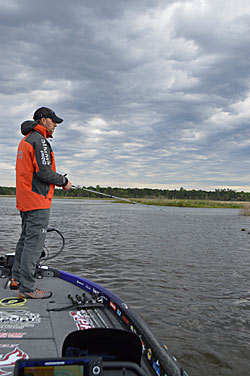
[1,185,250,201]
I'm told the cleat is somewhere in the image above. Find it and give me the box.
[18,288,52,299]
[10,278,20,290]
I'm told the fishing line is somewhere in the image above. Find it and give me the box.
[72,186,141,205]
[71,185,162,209]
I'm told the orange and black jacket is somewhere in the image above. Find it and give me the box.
[16,121,68,212]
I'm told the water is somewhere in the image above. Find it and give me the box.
[1,196,250,375]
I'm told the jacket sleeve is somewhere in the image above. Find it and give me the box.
[33,136,67,186]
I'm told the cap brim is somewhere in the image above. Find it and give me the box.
[50,115,63,124]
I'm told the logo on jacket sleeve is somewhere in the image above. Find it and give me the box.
[17,150,23,159]
[40,139,51,165]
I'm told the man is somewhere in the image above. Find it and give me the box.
[12,107,72,299]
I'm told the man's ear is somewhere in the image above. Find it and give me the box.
[40,117,46,125]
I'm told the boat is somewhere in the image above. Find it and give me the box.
[0,228,188,376]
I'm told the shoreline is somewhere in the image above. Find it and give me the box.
[2,195,250,209]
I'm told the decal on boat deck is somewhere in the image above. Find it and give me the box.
[147,348,152,360]
[85,285,92,292]
[0,298,26,308]
[0,310,41,330]
[0,345,18,349]
[0,347,28,376]
[130,325,136,333]
[116,308,121,317]
[109,301,131,328]
[0,333,26,339]
[76,280,84,287]
[69,311,94,330]
[122,315,129,325]
[153,360,161,376]
[109,301,116,311]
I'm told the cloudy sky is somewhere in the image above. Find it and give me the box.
[1,0,250,191]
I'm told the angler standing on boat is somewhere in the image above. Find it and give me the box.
[12,107,72,299]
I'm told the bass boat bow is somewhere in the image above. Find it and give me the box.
[0,229,188,376]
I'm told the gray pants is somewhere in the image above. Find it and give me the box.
[12,208,50,293]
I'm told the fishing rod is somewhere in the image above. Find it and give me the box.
[71,185,144,206]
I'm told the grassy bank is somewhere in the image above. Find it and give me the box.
[133,198,249,209]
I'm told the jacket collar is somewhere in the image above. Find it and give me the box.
[34,124,52,138]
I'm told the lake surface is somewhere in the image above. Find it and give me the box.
[1,196,250,375]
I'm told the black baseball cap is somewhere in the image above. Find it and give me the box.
[33,107,63,123]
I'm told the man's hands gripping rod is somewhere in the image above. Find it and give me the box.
[62,174,72,191]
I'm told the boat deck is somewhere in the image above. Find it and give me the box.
[0,254,186,376]
[0,271,152,376]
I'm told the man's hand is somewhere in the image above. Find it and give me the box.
[63,180,72,191]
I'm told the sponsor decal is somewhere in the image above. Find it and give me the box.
[0,347,28,376]
[147,348,152,361]
[76,280,84,287]
[0,298,26,308]
[140,338,145,352]
[130,325,136,333]
[69,311,94,330]
[122,315,129,325]
[0,310,41,330]
[0,345,19,348]
[116,309,122,317]
[153,360,161,376]
[109,302,116,311]
[0,333,26,339]
[40,139,50,165]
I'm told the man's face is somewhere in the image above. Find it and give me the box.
[41,117,57,134]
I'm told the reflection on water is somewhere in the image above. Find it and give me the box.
[1,196,250,376]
